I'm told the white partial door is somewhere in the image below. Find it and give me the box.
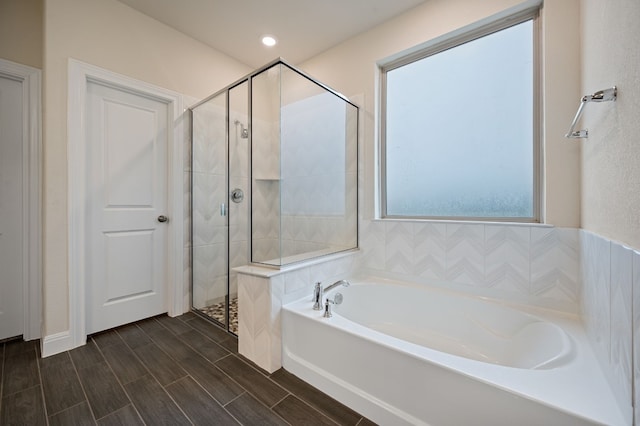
[0,74,24,340]
[86,80,169,334]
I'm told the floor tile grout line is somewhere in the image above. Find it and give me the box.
[68,342,102,425]
[173,323,232,362]
[46,400,89,419]
[274,393,342,426]
[98,328,159,426]
[0,344,5,412]
[0,343,4,405]
[216,390,247,426]
[33,344,50,426]
[221,390,246,408]
[269,392,291,409]
[125,320,220,425]
[0,343,2,420]
[131,317,247,426]
[152,374,197,426]
[267,396,296,426]
[107,373,154,426]
[269,373,364,425]
[142,316,239,390]
[0,361,2,422]
[118,320,216,425]
[170,370,244,422]
[223,352,294,399]
[224,389,293,426]
[0,382,43,400]
[141,324,260,425]
[207,356,298,426]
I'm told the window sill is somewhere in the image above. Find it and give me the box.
[373,217,553,228]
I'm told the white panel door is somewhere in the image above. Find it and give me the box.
[86,80,169,334]
[0,74,24,340]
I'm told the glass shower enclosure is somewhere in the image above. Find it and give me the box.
[190,59,358,334]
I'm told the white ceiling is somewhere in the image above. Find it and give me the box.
[116,0,427,68]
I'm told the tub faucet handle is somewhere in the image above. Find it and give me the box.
[323,298,335,318]
[312,282,323,310]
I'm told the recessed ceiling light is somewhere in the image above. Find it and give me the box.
[261,35,277,47]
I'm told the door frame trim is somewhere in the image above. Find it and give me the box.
[0,58,42,341]
[66,59,184,351]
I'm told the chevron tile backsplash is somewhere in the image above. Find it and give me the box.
[360,220,580,311]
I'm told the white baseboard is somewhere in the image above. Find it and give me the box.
[41,331,77,357]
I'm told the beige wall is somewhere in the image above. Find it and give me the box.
[300,0,581,227]
[43,0,250,335]
[581,0,640,250]
[0,0,43,68]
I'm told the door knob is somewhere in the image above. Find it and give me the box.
[157,215,169,223]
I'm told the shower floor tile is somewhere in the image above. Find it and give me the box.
[198,297,238,334]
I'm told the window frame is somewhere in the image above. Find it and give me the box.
[379,7,542,223]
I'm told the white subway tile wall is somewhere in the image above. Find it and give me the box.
[610,243,633,416]
[580,231,612,368]
[581,230,636,420]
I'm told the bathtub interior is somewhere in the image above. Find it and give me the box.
[331,282,573,370]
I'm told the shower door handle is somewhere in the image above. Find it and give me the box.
[220,203,227,216]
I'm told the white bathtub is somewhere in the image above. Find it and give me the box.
[282,278,626,426]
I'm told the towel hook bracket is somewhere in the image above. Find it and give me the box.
[565,86,617,139]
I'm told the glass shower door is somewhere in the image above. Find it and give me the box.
[191,81,249,335]
[191,91,229,330]
[227,81,249,334]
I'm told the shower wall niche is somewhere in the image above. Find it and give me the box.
[190,60,358,332]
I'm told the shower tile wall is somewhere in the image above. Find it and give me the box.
[280,94,357,257]
[359,221,580,312]
[229,110,250,297]
[252,116,281,262]
[252,94,358,263]
[581,230,637,421]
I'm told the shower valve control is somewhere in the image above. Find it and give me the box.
[231,188,244,203]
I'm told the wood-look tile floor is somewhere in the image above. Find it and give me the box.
[0,312,377,425]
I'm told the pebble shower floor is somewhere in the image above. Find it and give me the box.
[198,297,239,335]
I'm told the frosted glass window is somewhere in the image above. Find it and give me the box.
[383,19,537,220]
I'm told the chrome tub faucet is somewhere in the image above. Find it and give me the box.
[313,282,323,310]
[313,280,350,311]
